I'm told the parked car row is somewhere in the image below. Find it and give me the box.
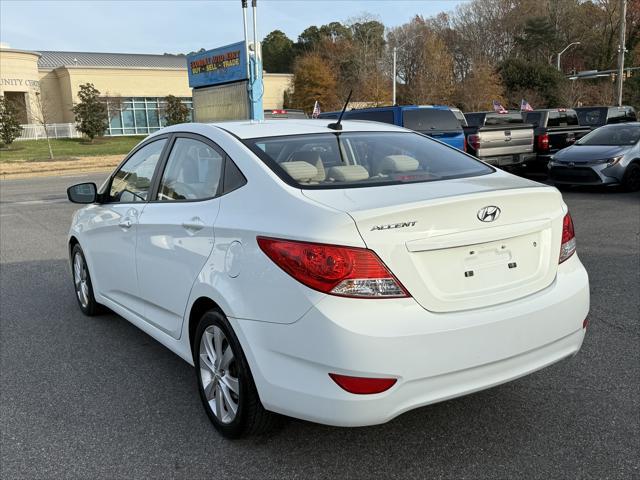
[318,105,466,151]
[317,104,639,190]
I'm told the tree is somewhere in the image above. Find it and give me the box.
[262,30,295,73]
[30,90,55,159]
[455,60,505,111]
[389,17,455,105]
[289,52,340,113]
[0,97,23,149]
[162,95,190,126]
[498,58,567,107]
[73,83,108,142]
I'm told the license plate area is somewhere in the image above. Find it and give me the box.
[415,230,548,302]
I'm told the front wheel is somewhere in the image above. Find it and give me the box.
[71,244,101,316]
[194,310,279,438]
[622,163,640,192]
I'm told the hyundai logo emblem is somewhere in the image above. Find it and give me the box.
[477,206,501,222]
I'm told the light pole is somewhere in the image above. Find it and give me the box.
[392,36,422,106]
[616,0,627,107]
[556,42,581,71]
[392,46,397,105]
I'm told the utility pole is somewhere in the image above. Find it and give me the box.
[616,0,627,107]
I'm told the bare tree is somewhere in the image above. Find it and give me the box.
[29,90,54,160]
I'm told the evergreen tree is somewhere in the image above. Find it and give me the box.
[0,97,23,148]
[163,95,190,126]
[262,30,294,73]
[72,83,108,142]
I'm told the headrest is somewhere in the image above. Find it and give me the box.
[328,165,369,182]
[290,150,321,163]
[380,155,419,173]
[280,161,318,182]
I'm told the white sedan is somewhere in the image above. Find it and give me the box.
[67,120,589,438]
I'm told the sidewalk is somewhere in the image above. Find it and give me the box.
[0,155,122,179]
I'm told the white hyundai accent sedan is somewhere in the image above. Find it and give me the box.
[67,120,589,438]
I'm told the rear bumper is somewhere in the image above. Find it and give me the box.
[231,254,589,427]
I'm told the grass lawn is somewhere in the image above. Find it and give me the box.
[0,136,145,162]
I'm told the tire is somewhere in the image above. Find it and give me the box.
[70,244,101,316]
[622,163,640,192]
[194,310,278,438]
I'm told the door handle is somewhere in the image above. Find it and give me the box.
[118,219,133,229]
[182,217,205,232]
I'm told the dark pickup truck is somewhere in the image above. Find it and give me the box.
[463,111,536,167]
[574,105,637,128]
[522,108,591,162]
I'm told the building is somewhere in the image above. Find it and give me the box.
[0,44,293,136]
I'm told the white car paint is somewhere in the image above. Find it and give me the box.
[69,120,589,427]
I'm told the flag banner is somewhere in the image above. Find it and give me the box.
[492,100,508,113]
[521,99,534,111]
[312,100,321,119]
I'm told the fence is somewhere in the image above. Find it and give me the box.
[17,123,82,141]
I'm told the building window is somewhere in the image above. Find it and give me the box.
[103,97,193,136]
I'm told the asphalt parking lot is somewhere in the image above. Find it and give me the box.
[1,172,638,479]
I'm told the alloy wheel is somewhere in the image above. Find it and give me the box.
[199,325,240,424]
[73,252,90,309]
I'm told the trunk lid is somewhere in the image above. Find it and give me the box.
[303,173,564,312]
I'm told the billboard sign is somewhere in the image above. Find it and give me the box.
[186,41,248,88]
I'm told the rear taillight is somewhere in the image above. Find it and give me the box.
[468,134,480,151]
[257,237,409,298]
[537,133,550,151]
[329,373,397,394]
[559,213,576,263]
[462,135,467,152]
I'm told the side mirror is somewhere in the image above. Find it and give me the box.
[67,182,97,204]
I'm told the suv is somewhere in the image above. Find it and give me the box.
[575,106,637,128]
[318,105,466,151]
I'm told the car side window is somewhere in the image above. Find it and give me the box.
[157,137,224,201]
[109,139,166,203]
[222,157,247,194]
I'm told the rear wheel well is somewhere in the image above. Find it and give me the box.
[188,297,223,353]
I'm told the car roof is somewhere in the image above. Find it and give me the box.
[209,119,407,139]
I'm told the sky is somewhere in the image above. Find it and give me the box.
[0,0,467,54]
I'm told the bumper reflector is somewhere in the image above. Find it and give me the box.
[583,318,589,329]
[329,373,397,394]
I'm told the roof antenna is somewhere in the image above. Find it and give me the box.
[328,90,352,131]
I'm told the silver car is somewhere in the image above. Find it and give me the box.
[548,122,640,191]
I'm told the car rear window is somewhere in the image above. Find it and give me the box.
[464,113,484,127]
[243,132,493,189]
[484,112,524,125]
[576,107,608,126]
[344,110,395,124]
[403,109,462,132]
[523,112,543,127]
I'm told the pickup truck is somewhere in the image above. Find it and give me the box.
[463,111,536,167]
[574,105,637,127]
[318,105,466,151]
[521,108,591,162]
